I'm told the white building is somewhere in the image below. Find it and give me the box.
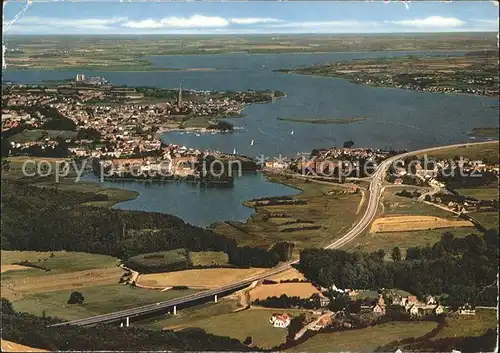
[269,313,291,328]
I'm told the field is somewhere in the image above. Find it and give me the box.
[2,267,124,301]
[249,283,320,301]
[417,141,499,164]
[266,267,306,282]
[188,251,229,267]
[0,250,119,273]
[289,321,438,352]
[456,187,499,201]
[0,264,34,273]
[161,306,308,349]
[140,299,241,330]
[431,309,497,340]
[8,130,78,143]
[469,211,499,231]
[211,176,364,253]
[12,284,199,321]
[137,268,268,289]
[5,33,497,71]
[381,189,457,218]
[1,340,48,352]
[369,216,473,233]
[349,227,474,255]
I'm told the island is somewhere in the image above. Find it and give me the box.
[277,117,367,124]
[276,50,499,97]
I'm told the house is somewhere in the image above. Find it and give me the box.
[392,295,407,307]
[458,303,476,315]
[408,305,420,316]
[311,293,331,308]
[434,305,444,315]
[372,304,386,315]
[407,296,418,304]
[269,313,291,328]
[425,295,437,305]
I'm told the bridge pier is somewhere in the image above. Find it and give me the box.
[126,316,129,327]
[173,305,177,315]
[214,294,218,303]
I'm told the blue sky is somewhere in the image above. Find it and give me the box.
[4,1,499,35]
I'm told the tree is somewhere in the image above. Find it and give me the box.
[67,291,85,305]
[391,247,402,262]
[287,314,305,341]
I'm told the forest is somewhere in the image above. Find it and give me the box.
[1,298,250,351]
[1,180,281,268]
[300,230,498,306]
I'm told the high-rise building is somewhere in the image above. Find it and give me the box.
[76,74,85,82]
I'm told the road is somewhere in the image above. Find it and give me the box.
[50,141,497,327]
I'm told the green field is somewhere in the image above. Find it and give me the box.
[418,141,499,164]
[290,321,438,352]
[210,176,363,253]
[8,130,78,143]
[349,228,475,255]
[159,307,307,349]
[456,187,499,200]
[140,299,240,330]
[12,285,199,321]
[1,250,118,274]
[432,309,497,341]
[381,189,455,218]
[189,251,229,267]
[469,211,499,231]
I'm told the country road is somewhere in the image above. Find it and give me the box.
[50,141,498,327]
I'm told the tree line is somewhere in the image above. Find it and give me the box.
[299,230,498,306]
[1,180,288,268]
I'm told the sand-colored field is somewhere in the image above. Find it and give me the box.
[137,268,268,289]
[249,282,320,301]
[0,265,34,273]
[266,267,306,282]
[2,267,124,300]
[370,215,473,233]
[1,340,48,352]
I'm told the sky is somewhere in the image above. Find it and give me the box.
[3,1,499,35]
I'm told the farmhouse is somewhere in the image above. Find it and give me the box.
[269,313,291,328]
[458,303,476,315]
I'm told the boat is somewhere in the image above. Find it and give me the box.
[250,140,254,146]
[233,148,237,154]
[290,130,294,135]
[195,133,201,137]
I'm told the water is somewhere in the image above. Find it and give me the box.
[5,51,498,224]
[82,172,299,227]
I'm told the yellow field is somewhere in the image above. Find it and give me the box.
[1,340,48,352]
[2,267,124,301]
[137,268,268,289]
[266,267,306,282]
[249,282,320,301]
[0,265,34,273]
[370,216,473,233]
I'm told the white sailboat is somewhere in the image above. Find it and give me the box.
[250,139,254,146]
[290,130,294,135]
[233,148,237,154]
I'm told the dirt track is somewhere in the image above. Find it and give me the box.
[1,339,48,352]
[370,215,474,233]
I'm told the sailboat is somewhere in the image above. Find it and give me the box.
[250,140,254,146]
[233,148,237,154]
[290,130,294,135]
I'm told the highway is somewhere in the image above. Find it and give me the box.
[50,141,497,327]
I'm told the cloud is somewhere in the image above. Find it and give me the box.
[123,15,229,29]
[230,17,282,25]
[391,16,465,28]
[12,16,128,30]
[268,20,381,30]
